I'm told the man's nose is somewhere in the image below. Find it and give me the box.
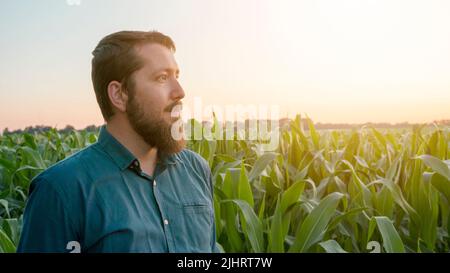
[171,79,185,100]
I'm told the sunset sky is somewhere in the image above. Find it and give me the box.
[1,0,450,130]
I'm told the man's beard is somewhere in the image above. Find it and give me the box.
[126,93,185,159]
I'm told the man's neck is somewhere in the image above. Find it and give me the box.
[106,118,158,176]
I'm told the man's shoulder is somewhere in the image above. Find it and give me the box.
[178,148,207,163]
[32,143,103,190]
[177,149,210,173]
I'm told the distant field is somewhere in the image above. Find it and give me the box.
[0,117,449,253]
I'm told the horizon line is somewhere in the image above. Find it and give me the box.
[2,118,449,133]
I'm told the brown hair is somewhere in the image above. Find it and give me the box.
[91,30,176,121]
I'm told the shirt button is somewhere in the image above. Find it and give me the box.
[153,180,157,187]
[163,219,169,225]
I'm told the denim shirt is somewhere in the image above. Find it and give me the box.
[17,126,219,253]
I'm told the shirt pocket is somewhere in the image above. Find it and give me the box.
[183,203,210,214]
[171,203,213,252]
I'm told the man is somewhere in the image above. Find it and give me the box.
[17,30,219,253]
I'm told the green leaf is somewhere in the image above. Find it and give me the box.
[319,240,348,253]
[354,155,369,169]
[0,229,16,253]
[225,199,264,252]
[222,201,243,252]
[269,197,285,252]
[376,178,418,221]
[374,216,405,253]
[258,193,266,222]
[23,133,37,149]
[427,172,450,202]
[371,128,387,150]
[19,146,46,169]
[213,195,222,239]
[342,132,360,164]
[248,152,277,181]
[0,199,10,218]
[280,180,305,213]
[289,192,343,252]
[222,169,240,199]
[2,218,20,246]
[417,154,450,181]
[374,186,394,218]
[306,117,320,149]
[238,163,254,208]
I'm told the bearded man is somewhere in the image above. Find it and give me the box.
[17,31,219,253]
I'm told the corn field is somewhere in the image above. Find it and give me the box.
[0,116,449,253]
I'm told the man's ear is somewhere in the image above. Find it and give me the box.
[107,80,128,113]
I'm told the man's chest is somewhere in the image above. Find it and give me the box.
[81,168,214,252]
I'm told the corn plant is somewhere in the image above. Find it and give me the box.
[0,118,449,253]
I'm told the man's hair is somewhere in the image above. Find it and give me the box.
[91,30,176,121]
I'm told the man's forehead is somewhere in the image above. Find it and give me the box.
[135,43,179,72]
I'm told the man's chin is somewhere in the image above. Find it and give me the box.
[159,139,186,158]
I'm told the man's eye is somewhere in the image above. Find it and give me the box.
[157,75,168,82]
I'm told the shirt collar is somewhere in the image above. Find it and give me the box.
[97,125,182,170]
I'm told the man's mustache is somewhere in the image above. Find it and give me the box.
[164,101,183,112]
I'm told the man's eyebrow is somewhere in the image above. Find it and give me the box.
[152,68,180,75]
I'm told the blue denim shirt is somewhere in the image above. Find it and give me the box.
[17,126,219,253]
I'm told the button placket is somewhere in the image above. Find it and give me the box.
[150,175,174,251]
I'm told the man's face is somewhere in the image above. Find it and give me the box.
[125,43,186,157]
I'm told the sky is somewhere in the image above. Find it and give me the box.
[1,0,449,130]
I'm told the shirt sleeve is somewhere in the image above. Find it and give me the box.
[17,176,80,253]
